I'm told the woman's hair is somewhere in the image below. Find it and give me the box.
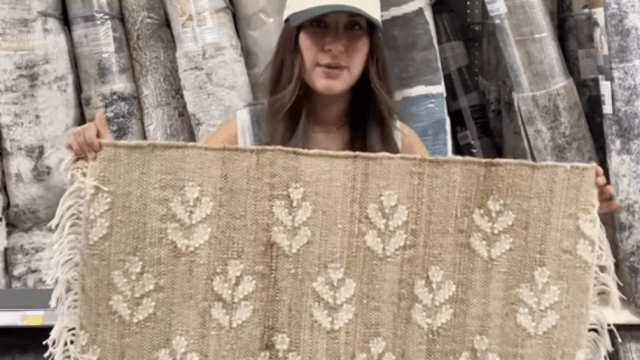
[262,20,400,153]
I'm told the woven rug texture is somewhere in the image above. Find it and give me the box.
[47,143,605,360]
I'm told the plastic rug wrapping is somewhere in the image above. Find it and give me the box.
[0,0,82,288]
[46,142,618,360]
[164,0,253,141]
[66,0,145,140]
[121,0,194,141]
[232,0,286,101]
[487,0,597,163]
[601,0,640,311]
[381,0,451,156]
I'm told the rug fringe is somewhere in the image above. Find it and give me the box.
[44,157,100,360]
[583,219,621,360]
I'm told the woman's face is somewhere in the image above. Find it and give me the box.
[298,12,371,97]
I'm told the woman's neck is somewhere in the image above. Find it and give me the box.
[307,91,351,130]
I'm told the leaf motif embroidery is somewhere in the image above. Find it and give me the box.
[516,267,561,335]
[157,336,201,360]
[365,191,408,258]
[211,260,256,329]
[312,264,356,331]
[272,184,313,255]
[355,337,397,360]
[88,191,112,244]
[470,196,515,261]
[75,330,101,360]
[458,335,501,360]
[167,183,213,252]
[109,256,157,323]
[246,333,301,360]
[576,214,598,264]
[411,266,456,332]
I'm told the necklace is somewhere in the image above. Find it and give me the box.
[311,121,349,133]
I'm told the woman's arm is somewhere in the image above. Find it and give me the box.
[399,122,429,157]
[203,116,239,148]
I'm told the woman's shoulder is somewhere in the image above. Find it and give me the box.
[397,121,429,157]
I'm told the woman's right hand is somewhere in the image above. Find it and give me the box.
[66,109,113,160]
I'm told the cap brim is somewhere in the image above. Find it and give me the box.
[287,5,381,28]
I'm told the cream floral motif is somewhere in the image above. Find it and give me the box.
[412,266,456,332]
[157,336,201,360]
[365,191,408,258]
[167,182,213,252]
[458,335,501,360]
[470,196,514,261]
[312,264,356,331]
[355,337,396,360]
[576,214,598,264]
[109,256,157,323]
[245,333,301,360]
[516,267,561,335]
[211,260,256,329]
[272,184,313,255]
[75,330,101,360]
[88,191,112,245]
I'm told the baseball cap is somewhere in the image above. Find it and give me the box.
[283,0,382,28]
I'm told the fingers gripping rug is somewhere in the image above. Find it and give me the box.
[46,143,616,360]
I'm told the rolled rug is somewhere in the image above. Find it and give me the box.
[0,0,82,288]
[121,0,194,141]
[478,18,532,160]
[0,158,6,289]
[487,0,597,163]
[164,0,253,142]
[6,228,54,289]
[66,0,145,140]
[558,0,607,167]
[381,0,451,156]
[232,0,286,101]
[433,4,498,158]
[602,0,640,312]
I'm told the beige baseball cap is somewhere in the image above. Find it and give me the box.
[283,0,382,28]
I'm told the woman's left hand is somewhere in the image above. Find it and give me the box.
[596,166,622,213]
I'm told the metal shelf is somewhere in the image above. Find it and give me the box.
[0,289,55,327]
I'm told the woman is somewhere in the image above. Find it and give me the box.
[65,0,619,212]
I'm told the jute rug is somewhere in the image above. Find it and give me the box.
[46,143,616,360]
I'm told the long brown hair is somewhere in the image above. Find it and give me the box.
[263,20,400,153]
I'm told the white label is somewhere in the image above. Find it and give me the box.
[600,80,613,114]
[72,22,115,56]
[0,34,42,52]
[485,0,508,16]
[578,48,599,80]
[438,41,470,75]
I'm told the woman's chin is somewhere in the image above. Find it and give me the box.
[312,82,351,97]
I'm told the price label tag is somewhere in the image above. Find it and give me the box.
[599,80,613,114]
[485,0,508,16]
